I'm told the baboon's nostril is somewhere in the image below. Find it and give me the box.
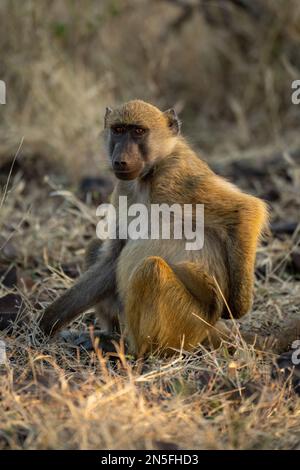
[113,160,128,171]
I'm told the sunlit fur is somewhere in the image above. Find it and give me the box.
[41,100,269,357]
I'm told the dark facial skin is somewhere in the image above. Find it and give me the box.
[109,124,149,180]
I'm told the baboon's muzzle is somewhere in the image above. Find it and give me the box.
[112,141,144,180]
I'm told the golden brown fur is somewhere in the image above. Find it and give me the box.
[105,100,169,129]
[40,99,271,356]
[114,138,268,354]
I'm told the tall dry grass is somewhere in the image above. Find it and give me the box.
[1,0,300,177]
[1,0,300,450]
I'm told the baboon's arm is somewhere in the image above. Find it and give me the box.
[40,239,123,336]
[224,198,268,319]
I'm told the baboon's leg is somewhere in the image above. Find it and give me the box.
[125,256,224,356]
[213,318,300,354]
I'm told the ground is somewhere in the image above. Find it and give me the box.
[1,0,300,451]
[0,137,300,450]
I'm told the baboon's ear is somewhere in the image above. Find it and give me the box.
[104,107,113,128]
[163,108,181,135]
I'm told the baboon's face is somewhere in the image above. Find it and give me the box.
[105,100,181,181]
[108,123,149,180]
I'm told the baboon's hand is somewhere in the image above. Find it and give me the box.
[39,279,92,336]
[40,252,120,336]
[40,295,71,336]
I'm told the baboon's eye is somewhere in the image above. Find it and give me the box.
[112,126,126,135]
[133,127,146,136]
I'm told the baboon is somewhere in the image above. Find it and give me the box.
[40,99,270,356]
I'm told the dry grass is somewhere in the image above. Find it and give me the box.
[1,142,300,450]
[1,332,300,450]
[1,0,300,450]
[1,0,300,174]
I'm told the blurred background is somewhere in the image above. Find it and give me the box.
[0,1,300,449]
[1,0,300,178]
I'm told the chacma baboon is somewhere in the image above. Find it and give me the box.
[40,99,271,356]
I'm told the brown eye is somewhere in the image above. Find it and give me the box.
[134,127,145,136]
[112,126,126,134]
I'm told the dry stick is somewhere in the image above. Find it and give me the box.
[212,275,242,341]
[191,311,232,344]
[213,276,233,319]
[0,136,26,277]
[0,203,33,253]
[0,136,24,210]
[213,276,279,356]
[189,275,239,345]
